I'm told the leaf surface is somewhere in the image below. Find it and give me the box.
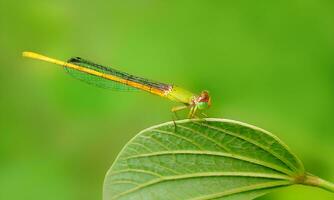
[103,118,305,200]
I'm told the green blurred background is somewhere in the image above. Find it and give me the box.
[1,0,333,199]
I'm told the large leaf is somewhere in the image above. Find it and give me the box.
[103,118,333,200]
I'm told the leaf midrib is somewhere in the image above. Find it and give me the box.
[110,172,293,200]
[122,150,294,176]
[191,180,292,200]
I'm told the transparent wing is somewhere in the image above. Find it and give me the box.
[64,57,138,91]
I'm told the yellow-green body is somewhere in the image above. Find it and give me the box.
[166,86,195,105]
[22,51,211,118]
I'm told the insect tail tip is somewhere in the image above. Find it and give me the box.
[22,51,42,60]
[22,51,32,57]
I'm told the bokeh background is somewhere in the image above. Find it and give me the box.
[1,0,333,199]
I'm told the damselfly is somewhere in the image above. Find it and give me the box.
[22,52,211,118]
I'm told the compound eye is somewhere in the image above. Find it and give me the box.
[197,102,209,110]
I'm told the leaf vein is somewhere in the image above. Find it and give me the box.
[110,172,292,200]
[152,129,204,150]
[122,150,294,176]
[177,125,231,152]
[191,180,292,200]
[195,122,298,172]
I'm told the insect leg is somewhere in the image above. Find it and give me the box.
[171,105,188,131]
[171,105,188,112]
[188,106,198,118]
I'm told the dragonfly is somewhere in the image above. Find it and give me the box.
[22,51,211,118]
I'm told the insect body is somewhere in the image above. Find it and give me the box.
[22,51,211,118]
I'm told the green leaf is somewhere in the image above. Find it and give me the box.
[103,118,334,200]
